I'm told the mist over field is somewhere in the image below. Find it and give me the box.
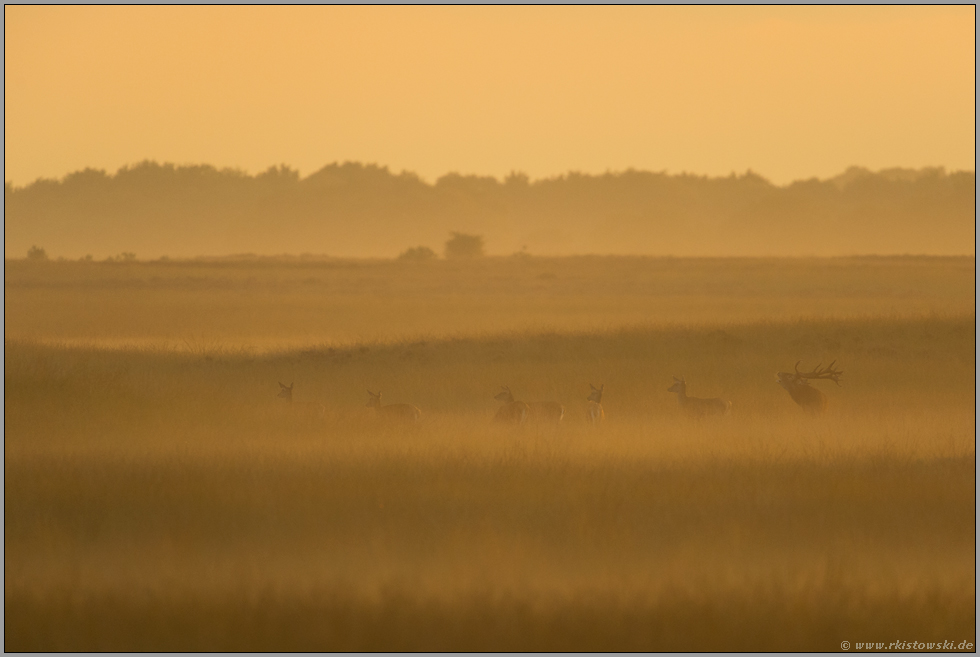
[4,5,976,649]
[4,162,975,259]
[4,254,976,650]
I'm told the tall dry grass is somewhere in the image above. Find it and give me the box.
[4,257,976,650]
[4,255,974,347]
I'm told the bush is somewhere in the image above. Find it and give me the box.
[398,246,437,262]
[26,245,48,261]
[444,232,485,259]
[104,252,137,263]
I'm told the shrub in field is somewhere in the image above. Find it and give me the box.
[444,232,485,259]
[398,246,438,262]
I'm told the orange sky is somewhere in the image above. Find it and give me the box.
[4,6,975,186]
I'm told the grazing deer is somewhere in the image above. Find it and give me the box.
[277,382,326,419]
[366,390,422,423]
[776,361,843,414]
[586,384,605,427]
[493,386,530,425]
[667,377,732,418]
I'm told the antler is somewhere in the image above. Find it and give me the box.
[795,360,843,386]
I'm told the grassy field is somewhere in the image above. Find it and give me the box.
[4,255,974,347]
[4,256,976,650]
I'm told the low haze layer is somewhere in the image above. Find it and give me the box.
[4,6,975,650]
[5,257,975,648]
[4,163,974,259]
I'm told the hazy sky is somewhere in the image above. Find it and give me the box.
[4,6,975,187]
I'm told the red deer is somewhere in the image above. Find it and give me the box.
[776,361,843,414]
[667,377,731,418]
[493,386,530,425]
[529,400,565,423]
[586,384,605,427]
[496,387,564,423]
[366,390,422,423]
[277,382,326,419]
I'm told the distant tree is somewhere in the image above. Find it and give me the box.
[504,171,530,187]
[444,232,485,259]
[119,252,137,262]
[511,245,531,259]
[26,245,47,261]
[398,246,437,262]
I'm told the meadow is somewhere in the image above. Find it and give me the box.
[4,256,976,650]
[5,254,974,347]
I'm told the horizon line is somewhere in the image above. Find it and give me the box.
[5,160,974,191]
[8,253,976,264]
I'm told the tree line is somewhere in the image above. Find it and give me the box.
[4,161,974,259]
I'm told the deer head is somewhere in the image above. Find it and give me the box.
[776,361,843,413]
[366,390,382,408]
[494,386,516,403]
[667,376,686,394]
[278,382,293,400]
[587,383,604,404]
[776,361,843,390]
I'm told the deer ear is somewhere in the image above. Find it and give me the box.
[279,382,286,388]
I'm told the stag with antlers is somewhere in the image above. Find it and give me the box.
[776,361,843,414]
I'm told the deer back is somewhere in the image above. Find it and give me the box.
[684,396,731,417]
[528,401,565,422]
[377,403,423,422]
[789,385,827,413]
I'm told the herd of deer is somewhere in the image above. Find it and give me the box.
[277,361,844,425]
